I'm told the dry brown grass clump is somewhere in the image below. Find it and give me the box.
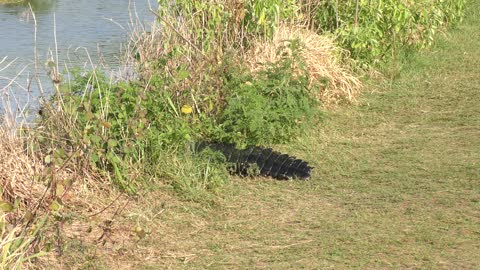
[245,24,362,104]
[0,114,138,268]
[0,115,43,210]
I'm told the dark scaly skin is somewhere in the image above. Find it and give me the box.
[195,142,313,180]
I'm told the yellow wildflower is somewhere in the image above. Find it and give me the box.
[181,105,193,114]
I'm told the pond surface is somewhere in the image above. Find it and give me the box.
[0,0,157,114]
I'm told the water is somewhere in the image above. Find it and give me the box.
[0,0,157,115]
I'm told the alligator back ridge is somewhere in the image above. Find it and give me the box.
[195,142,313,180]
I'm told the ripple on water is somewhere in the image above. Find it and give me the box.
[0,0,157,114]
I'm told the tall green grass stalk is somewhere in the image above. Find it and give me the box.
[300,0,466,67]
[0,214,47,269]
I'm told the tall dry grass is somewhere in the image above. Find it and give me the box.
[0,113,43,210]
[0,103,130,269]
[0,112,47,269]
[128,6,362,105]
[244,24,362,104]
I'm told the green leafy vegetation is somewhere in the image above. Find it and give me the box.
[90,2,478,267]
[301,0,466,67]
[29,0,467,199]
[39,40,318,194]
[243,0,298,37]
[214,41,318,147]
[0,214,47,269]
[0,0,471,267]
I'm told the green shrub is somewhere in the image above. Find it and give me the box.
[48,68,230,196]
[44,68,210,193]
[36,1,324,197]
[43,70,149,193]
[40,40,319,195]
[306,0,466,67]
[212,40,319,147]
[156,0,299,53]
[244,0,299,37]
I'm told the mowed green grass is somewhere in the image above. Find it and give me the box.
[109,4,480,269]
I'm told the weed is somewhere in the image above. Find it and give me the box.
[0,214,48,269]
[36,33,322,194]
[213,40,319,147]
[300,0,466,67]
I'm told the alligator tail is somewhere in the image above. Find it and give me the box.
[195,142,313,180]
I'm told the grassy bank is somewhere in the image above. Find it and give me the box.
[0,0,475,268]
[63,1,479,268]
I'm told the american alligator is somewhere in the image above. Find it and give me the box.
[195,142,313,180]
